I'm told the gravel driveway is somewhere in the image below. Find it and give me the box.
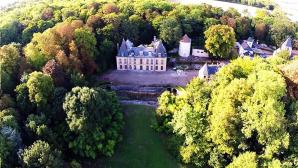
[99,70,199,86]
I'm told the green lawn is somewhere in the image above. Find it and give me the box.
[101,104,180,168]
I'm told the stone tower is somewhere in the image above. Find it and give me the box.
[179,34,191,57]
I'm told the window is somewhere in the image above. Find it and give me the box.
[124,59,127,64]
[156,60,158,64]
[134,58,136,64]
[161,60,164,65]
[134,65,136,70]
[120,65,122,69]
[151,59,153,64]
[155,66,158,70]
[146,66,149,70]
[140,66,143,70]
[129,65,132,70]
[146,59,149,64]
[151,66,153,70]
[140,59,143,64]
[125,65,127,69]
[119,59,122,64]
[161,66,163,70]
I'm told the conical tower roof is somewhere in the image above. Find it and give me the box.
[118,39,128,56]
[282,37,292,48]
[180,34,191,43]
[155,40,166,55]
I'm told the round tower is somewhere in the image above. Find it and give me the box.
[179,34,191,57]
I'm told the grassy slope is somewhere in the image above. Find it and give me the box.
[100,104,180,168]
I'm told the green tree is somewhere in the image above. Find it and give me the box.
[0,20,22,45]
[25,114,55,143]
[26,72,54,106]
[204,24,236,58]
[204,18,220,31]
[159,17,182,47]
[0,107,21,167]
[235,17,251,39]
[0,70,15,93]
[24,29,60,70]
[157,57,293,167]
[227,152,258,168]
[21,140,63,168]
[269,19,295,46]
[63,87,123,158]
[15,83,35,117]
[0,44,20,75]
[0,44,20,93]
[74,28,97,59]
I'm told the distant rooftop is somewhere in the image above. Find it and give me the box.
[282,37,292,48]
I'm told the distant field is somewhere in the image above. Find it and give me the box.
[170,0,263,17]
[96,105,180,168]
[170,0,298,22]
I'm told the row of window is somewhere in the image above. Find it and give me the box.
[119,65,164,71]
[118,58,164,65]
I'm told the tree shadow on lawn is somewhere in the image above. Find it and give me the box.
[91,104,181,168]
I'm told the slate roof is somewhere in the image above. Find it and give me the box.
[241,41,253,51]
[282,37,292,48]
[180,34,191,43]
[126,39,133,49]
[117,37,167,57]
[247,37,254,42]
[155,41,167,54]
[199,63,219,77]
[118,39,128,57]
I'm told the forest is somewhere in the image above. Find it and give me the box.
[0,0,298,167]
[157,51,298,167]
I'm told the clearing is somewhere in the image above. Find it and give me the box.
[96,105,180,168]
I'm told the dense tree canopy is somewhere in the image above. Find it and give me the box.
[0,44,21,93]
[21,140,63,167]
[26,72,54,106]
[157,57,298,167]
[204,24,236,58]
[63,87,124,158]
[0,0,298,166]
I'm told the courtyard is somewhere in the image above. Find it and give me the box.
[99,69,199,86]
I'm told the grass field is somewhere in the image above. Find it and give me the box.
[99,104,180,168]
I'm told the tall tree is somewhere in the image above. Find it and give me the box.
[26,72,54,106]
[21,140,63,167]
[159,17,182,47]
[204,24,236,58]
[63,87,124,158]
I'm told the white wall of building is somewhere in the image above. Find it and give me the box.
[192,49,209,57]
[116,57,167,71]
[179,41,191,57]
